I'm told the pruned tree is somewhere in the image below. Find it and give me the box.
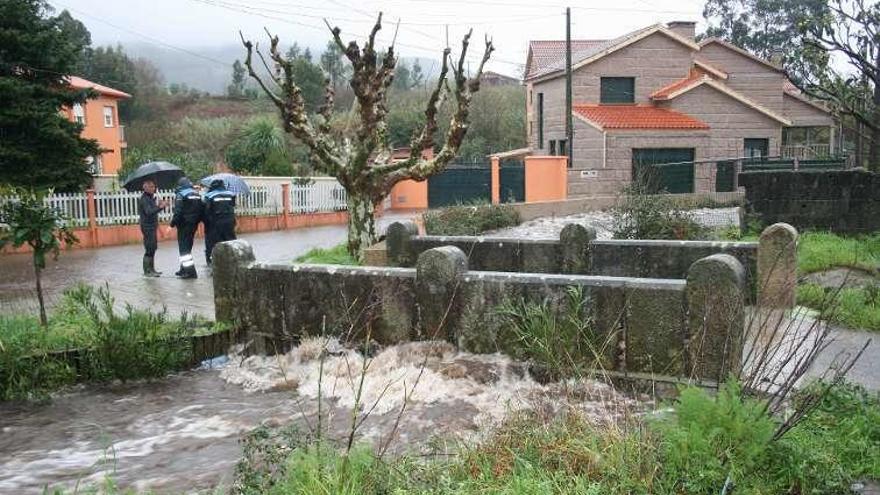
[241,14,493,256]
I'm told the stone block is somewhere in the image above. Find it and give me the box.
[625,287,686,376]
[385,221,418,266]
[559,223,596,274]
[212,240,255,324]
[415,246,468,341]
[687,254,746,381]
[363,240,388,266]
[758,223,798,309]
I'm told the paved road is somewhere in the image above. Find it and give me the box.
[0,214,413,319]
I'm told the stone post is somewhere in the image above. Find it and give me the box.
[415,246,468,341]
[212,240,256,325]
[490,156,501,205]
[385,220,419,266]
[687,254,746,381]
[559,223,596,274]
[757,223,798,309]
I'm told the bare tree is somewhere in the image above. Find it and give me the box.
[241,14,494,256]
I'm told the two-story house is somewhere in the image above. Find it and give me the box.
[64,76,131,175]
[524,21,836,196]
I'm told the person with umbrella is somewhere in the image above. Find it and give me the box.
[138,180,168,277]
[170,177,204,279]
[203,178,237,265]
[125,161,183,277]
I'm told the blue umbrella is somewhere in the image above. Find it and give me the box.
[200,173,251,196]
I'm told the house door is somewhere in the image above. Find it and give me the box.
[632,148,695,194]
[744,138,769,159]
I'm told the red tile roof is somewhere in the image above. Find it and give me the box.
[573,104,709,130]
[650,73,706,100]
[67,76,131,99]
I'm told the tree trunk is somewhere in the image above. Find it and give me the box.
[346,192,378,258]
[34,262,47,327]
[870,52,880,171]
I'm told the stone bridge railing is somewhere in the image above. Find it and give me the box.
[210,224,797,382]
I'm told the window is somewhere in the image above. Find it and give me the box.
[600,77,635,104]
[103,106,114,127]
[744,138,769,158]
[558,139,567,158]
[537,92,544,149]
[549,140,556,155]
[783,126,830,146]
[73,103,85,124]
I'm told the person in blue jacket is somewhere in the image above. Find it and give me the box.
[203,178,237,265]
[170,177,203,279]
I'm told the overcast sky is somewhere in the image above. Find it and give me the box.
[48,0,707,76]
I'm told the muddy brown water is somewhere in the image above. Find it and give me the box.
[0,341,632,494]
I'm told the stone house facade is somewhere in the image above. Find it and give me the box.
[524,22,836,196]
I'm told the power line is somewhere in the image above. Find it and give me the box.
[50,1,231,68]
[191,0,525,67]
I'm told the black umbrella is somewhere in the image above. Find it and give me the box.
[122,161,184,192]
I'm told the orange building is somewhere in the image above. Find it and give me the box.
[63,76,131,175]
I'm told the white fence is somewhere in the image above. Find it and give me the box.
[1,178,349,227]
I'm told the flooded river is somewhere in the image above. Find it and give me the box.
[0,340,634,494]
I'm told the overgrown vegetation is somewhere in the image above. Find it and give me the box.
[610,183,709,240]
[423,203,520,236]
[799,284,880,332]
[0,284,203,400]
[226,379,880,494]
[294,244,359,265]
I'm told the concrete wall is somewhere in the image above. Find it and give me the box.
[214,240,748,381]
[783,94,834,127]
[666,84,782,159]
[697,42,785,114]
[741,170,880,234]
[525,156,568,202]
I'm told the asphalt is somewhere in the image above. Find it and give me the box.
[0,214,414,319]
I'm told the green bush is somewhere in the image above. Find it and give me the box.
[423,203,520,236]
[610,185,709,240]
[0,284,198,400]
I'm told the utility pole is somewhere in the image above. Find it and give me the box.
[565,7,573,166]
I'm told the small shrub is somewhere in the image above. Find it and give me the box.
[610,184,708,240]
[423,202,520,236]
[497,287,611,379]
[295,244,359,265]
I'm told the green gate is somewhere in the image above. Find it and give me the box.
[716,161,736,192]
[499,160,525,203]
[427,164,491,208]
[632,148,695,194]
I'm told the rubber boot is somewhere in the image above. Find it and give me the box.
[143,256,160,277]
[147,256,162,277]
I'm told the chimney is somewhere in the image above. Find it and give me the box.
[667,21,696,41]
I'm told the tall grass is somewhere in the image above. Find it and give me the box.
[295,244,359,265]
[0,284,199,400]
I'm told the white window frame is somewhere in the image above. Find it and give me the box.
[73,103,85,124]
[103,106,114,128]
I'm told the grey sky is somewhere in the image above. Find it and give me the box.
[49,0,706,76]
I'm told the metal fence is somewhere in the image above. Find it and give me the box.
[1,178,348,228]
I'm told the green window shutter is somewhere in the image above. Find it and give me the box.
[600,77,635,104]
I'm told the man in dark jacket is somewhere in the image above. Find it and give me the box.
[137,180,168,277]
[170,177,204,279]
[203,178,237,265]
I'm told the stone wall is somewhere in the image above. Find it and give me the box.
[214,240,751,381]
[740,169,880,234]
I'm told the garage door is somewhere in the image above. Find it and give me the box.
[632,148,695,194]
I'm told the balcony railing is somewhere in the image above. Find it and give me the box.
[781,144,831,159]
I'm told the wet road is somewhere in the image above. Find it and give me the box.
[0,215,412,318]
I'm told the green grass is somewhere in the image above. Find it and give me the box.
[797,231,880,274]
[0,284,208,400]
[294,244,359,265]
[798,284,880,331]
[223,380,880,495]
